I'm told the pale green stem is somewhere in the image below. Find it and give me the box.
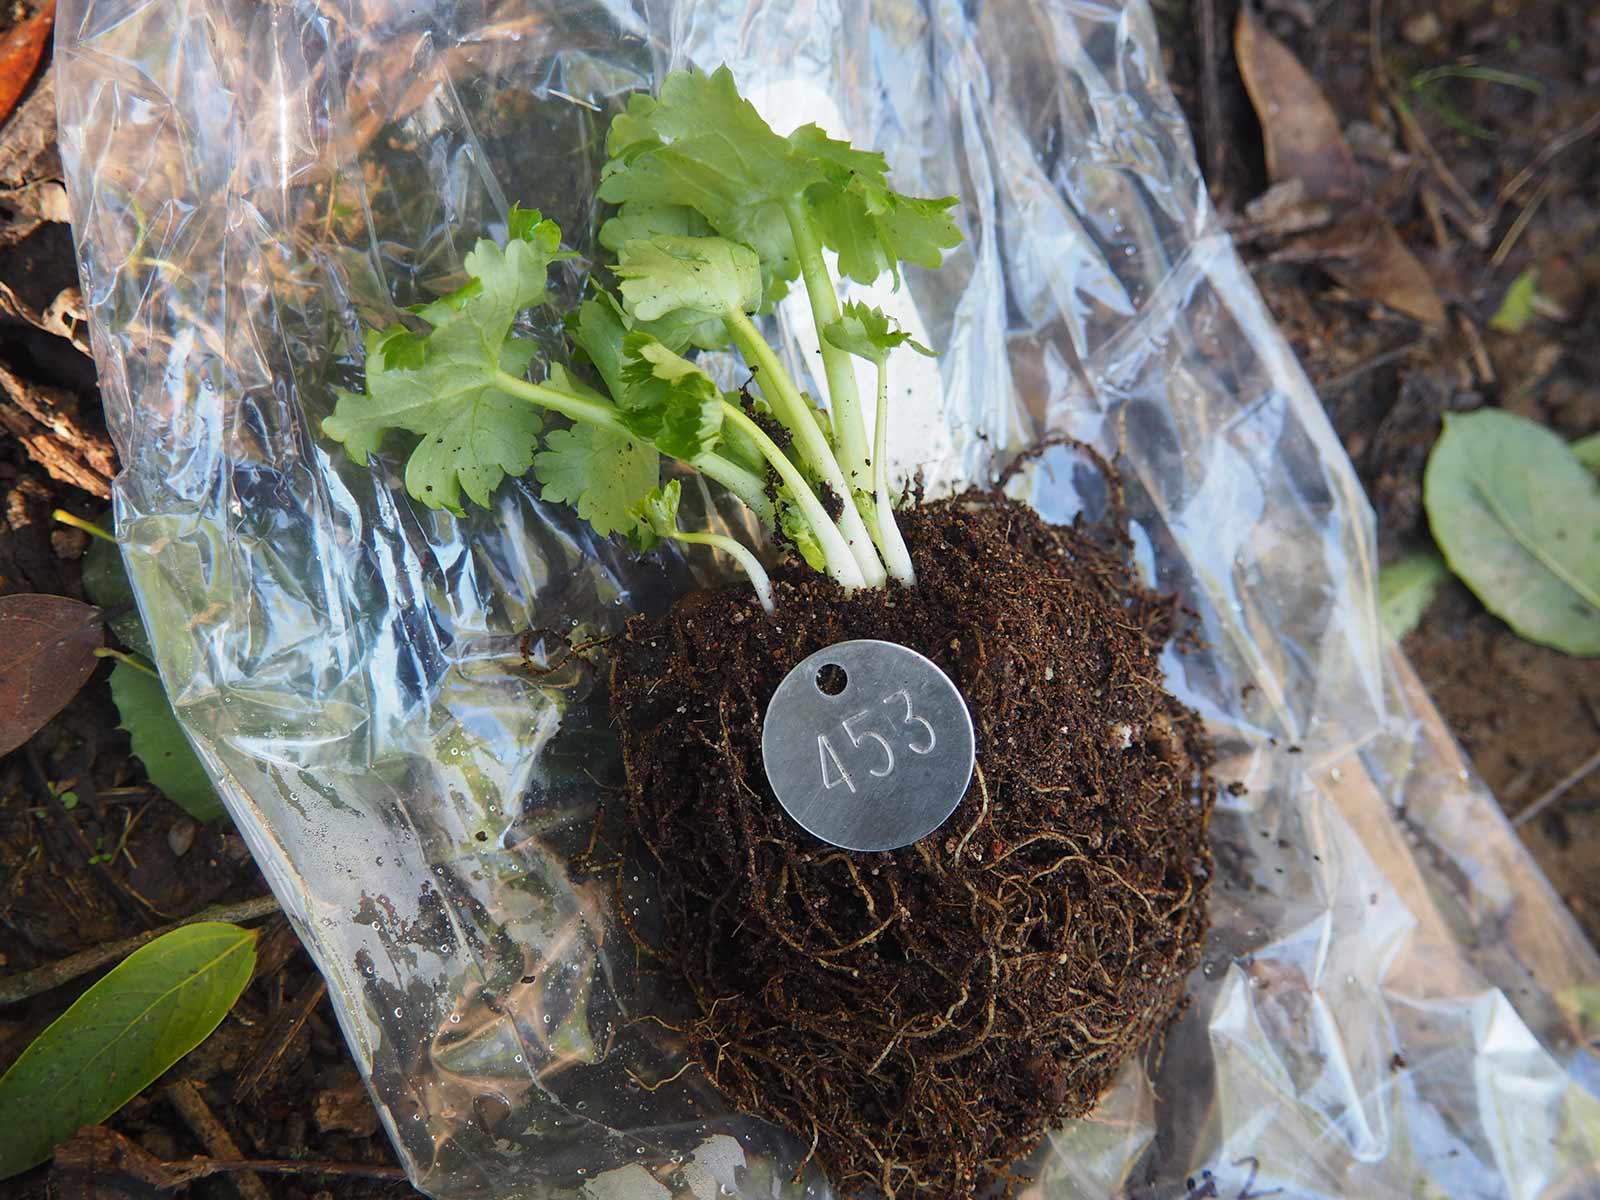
[673,530,774,613]
[692,453,774,528]
[782,196,870,490]
[493,369,773,528]
[872,362,916,585]
[53,509,117,544]
[723,313,886,588]
[720,401,866,590]
[95,647,158,678]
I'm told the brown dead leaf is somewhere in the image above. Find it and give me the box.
[1288,215,1447,326]
[1235,7,1362,200]
[0,592,103,756]
[0,0,55,130]
[1235,7,1444,326]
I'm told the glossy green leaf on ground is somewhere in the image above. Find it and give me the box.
[1377,546,1450,640]
[1424,409,1600,655]
[109,661,224,821]
[0,922,257,1179]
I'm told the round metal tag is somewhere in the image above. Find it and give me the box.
[761,640,976,852]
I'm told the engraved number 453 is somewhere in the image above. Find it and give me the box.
[817,688,937,793]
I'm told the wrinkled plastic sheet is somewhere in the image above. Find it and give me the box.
[55,1,1600,1197]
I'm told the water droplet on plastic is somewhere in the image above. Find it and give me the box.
[393,1007,402,1017]
[543,1014,551,1024]
[514,1054,524,1063]
[449,1013,460,1024]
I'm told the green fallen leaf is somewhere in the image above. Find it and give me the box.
[1575,432,1600,475]
[1424,409,1600,655]
[1377,546,1450,640]
[1488,268,1537,334]
[0,922,257,1179]
[109,661,224,822]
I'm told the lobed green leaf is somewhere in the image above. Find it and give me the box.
[823,301,934,366]
[613,236,761,326]
[323,223,566,512]
[533,424,661,541]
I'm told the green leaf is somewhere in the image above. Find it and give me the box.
[109,661,224,821]
[323,226,565,511]
[568,292,631,400]
[613,236,761,326]
[599,66,961,292]
[1488,267,1538,334]
[80,525,151,659]
[628,479,683,551]
[1424,409,1600,655]
[533,423,660,540]
[778,499,828,573]
[600,67,816,222]
[1574,432,1600,475]
[617,334,726,460]
[1377,546,1449,640]
[823,301,934,367]
[0,922,257,1179]
[790,125,962,285]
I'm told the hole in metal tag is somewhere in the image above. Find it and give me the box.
[761,639,976,852]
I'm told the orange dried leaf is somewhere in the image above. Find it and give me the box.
[0,0,55,130]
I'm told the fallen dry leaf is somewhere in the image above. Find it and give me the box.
[1235,6,1445,326]
[0,592,103,756]
[0,0,55,131]
[1236,7,1362,201]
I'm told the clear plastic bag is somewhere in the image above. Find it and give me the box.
[55,1,1600,1196]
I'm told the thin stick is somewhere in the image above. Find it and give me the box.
[1390,94,1488,237]
[166,1080,272,1200]
[1512,746,1600,828]
[164,1156,409,1186]
[1479,108,1600,238]
[0,893,280,1006]
[1198,0,1225,197]
[1489,176,1551,267]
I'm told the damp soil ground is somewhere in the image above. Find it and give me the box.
[605,494,1216,1200]
[1,0,1597,1196]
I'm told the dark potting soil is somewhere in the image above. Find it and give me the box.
[604,491,1217,1199]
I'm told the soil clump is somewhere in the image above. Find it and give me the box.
[608,490,1217,1198]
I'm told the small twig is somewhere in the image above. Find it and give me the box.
[0,893,280,1006]
[165,1080,272,1200]
[1479,107,1600,239]
[1513,746,1600,829]
[1198,0,1225,198]
[1419,187,1450,251]
[233,972,328,1102]
[1320,340,1421,392]
[1489,176,1552,268]
[1389,95,1488,240]
[1455,312,1494,385]
[163,1156,409,1187]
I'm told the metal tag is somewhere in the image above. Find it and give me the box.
[761,639,976,852]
